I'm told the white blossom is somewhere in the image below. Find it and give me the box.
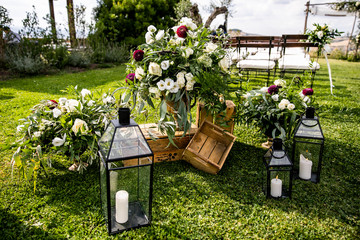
[280,99,290,106]
[65,99,83,112]
[161,60,170,70]
[147,25,156,33]
[169,82,179,93]
[149,87,161,98]
[17,125,25,132]
[148,62,162,76]
[80,89,91,100]
[145,32,154,44]
[185,72,194,82]
[52,134,66,147]
[181,47,194,58]
[135,67,145,80]
[317,31,324,39]
[219,57,230,71]
[87,100,95,106]
[103,95,115,105]
[164,78,175,90]
[176,71,186,88]
[287,103,295,110]
[274,79,286,87]
[155,30,165,40]
[278,102,287,110]
[260,87,269,93]
[303,96,311,103]
[33,131,42,138]
[72,119,89,135]
[157,80,166,91]
[271,94,279,101]
[53,108,62,118]
[205,42,218,53]
[58,98,67,105]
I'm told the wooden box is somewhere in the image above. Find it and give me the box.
[139,123,198,163]
[196,100,236,134]
[182,120,237,174]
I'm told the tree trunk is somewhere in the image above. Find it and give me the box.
[190,4,203,26]
[66,0,76,48]
[49,0,57,43]
[204,6,228,28]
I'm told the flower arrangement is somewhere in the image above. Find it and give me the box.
[306,23,342,54]
[12,86,116,189]
[238,78,315,140]
[124,17,231,140]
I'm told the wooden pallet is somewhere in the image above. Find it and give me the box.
[139,123,198,163]
[182,120,237,174]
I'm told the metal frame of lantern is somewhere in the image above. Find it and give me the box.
[98,108,154,235]
[292,107,324,183]
[263,138,293,199]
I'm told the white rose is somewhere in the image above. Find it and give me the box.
[219,57,230,71]
[160,60,170,70]
[169,82,179,93]
[147,25,156,33]
[53,108,62,118]
[164,78,174,90]
[185,72,194,82]
[135,67,145,80]
[157,80,166,91]
[65,99,83,112]
[180,17,197,30]
[205,42,218,53]
[33,131,42,138]
[80,89,91,100]
[274,79,286,87]
[186,81,195,91]
[145,32,154,44]
[52,134,66,147]
[260,87,269,93]
[72,119,89,135]
[271,94,279,101]
[172,25,180,33]
[198,54,212,67]
[280,99,290,106]
[58,98,67,105]
[176,72,186,88]
[278,102,287,110]
[87,100,95,106]
[17,125,25,132]
[317,31,323,39]
[149,87,161,98]
[175,37,185,45]
[287,103,295,110]
[188,30,197,38]
[155,30,165,40]
[103,95,115,105]
[148,62,162,76]
[181,47,194,58]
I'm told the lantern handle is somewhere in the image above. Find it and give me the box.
[269,143,287,159]
[300,111,320,128]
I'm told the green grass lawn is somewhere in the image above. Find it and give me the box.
[0,59,359,239]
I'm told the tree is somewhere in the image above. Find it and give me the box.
[93,0,179,46]
[0,6,13,61]
[204,0,235,30]
[67,0,76,48]
[174,0,192,22]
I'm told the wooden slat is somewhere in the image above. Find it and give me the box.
[208,142,226,164]
[282,42,316,48]
[189,132,208,153]
[199,136,217,159]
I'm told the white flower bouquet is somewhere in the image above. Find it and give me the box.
[306,23,342,54]
[12,86,116,188]
[124,17,231,140]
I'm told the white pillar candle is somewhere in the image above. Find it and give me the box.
[115,190,129,224]
[299,154,313,180]
[271,177,282,197]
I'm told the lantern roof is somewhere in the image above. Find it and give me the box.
[264,147,292,167]
[98,119,153,162]
[294,116,324,140]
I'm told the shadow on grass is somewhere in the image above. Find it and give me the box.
[0,209,64,239]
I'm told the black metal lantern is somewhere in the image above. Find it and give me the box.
[263,138,293,199]
[292,107,324,183]
[98,109,154,235]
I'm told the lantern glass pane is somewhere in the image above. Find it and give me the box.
[295,118,323,139]
[99,123,116,159]
[100,160,108,220]
[264,149,292,167]
[269,169,292,196]
[108,126,152,160]
[293,141,322,174]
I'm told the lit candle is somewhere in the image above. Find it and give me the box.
[299,154,312,180]
[115,190,129,223]
[271,176,282,197]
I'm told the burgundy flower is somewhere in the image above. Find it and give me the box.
[302,88,314,96]
[48,100,58,109]
[133,50,144,61]
[176,25,188,38]
[126,73,135,84]
[267,85,279,95]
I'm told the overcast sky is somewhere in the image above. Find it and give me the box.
[1,0,357,37]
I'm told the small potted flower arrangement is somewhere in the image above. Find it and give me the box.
[124,17,231,142]
[13,86,116,189]
[238,78,315,147]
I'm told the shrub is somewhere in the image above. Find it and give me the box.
[45,45,69,69]
[90,42,129,64]
[68,50,90,68]
[7,52,46,75]
[328,48,347,60]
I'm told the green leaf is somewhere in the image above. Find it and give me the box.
[160,100,167,121]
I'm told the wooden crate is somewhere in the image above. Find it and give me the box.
[182,120,237,174]
[196,100,236,134]
[139,123,198,163]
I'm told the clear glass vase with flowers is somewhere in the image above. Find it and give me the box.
[123,17,231,143]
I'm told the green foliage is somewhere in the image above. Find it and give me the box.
[0,5,12,30]
[93,0,179,46]
[7,51,47,75]
[68,50,91,68]
[0,59,360,238]
[306,23,342,54]
[173,0,192,22]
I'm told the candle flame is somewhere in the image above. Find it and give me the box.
[306,149,309,153]
[276,175,278,180]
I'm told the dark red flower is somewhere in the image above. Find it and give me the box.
[126,73,135,84]
[302,88,314,96]
[176,25,188,38]
[267,85,279,95]
[48,100,58,109]
[133,50,144,61]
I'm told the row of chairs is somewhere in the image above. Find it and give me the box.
[225,35,320,87]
